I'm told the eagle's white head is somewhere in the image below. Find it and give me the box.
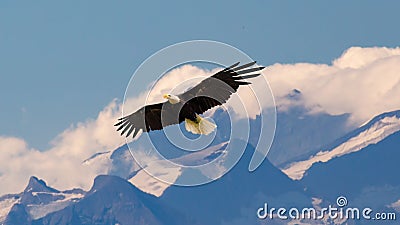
[163,94,181,104]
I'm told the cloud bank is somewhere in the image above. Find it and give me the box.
[263,46,400,125]
[0,100,123,195]
[1,46,400,195]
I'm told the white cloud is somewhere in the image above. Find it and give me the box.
[1,46,400,195]
[149,64,215,102]
[263,46,400,125]
[333,46,400,69]
[0,100,123,195]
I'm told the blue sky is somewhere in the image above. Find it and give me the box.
[1,1,400,149]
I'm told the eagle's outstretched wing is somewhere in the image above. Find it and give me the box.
[115,62,264,138]
[115,101,186,138]
[179,61,264,115]
[114,103,162,138]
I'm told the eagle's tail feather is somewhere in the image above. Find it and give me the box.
[198,116,217,135]
[185,118,201,134]
[185,115,217,135]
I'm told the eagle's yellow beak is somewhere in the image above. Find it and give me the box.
[163,94,169,99]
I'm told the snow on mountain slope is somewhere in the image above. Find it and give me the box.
[21,177,85,220]
[283,111,400,180]
[27,192,84,220]
[267,91,352,167]
[300,125,400,216]
[82,151,111,165]
[0,176,85,223]
[34,175,196,225]
[0,195,19,223]
[129,142,228,197]
[128,164,182,198]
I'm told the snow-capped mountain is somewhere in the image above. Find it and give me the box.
[283,110,400,180]
[299,126,400,225]
[85,138,230,197]
[267,90,353,167]
[0,174,197,225]
[129,141,228,197]
[34,175,196,225]
[0,176,85,224]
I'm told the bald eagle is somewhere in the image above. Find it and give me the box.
[115,62,264,138]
